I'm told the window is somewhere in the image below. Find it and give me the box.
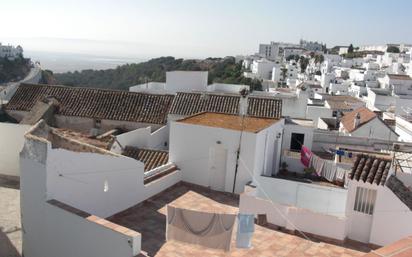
[290,133,304,151]
[353,187,377,215]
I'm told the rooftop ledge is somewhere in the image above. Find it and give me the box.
[47,199,140,238]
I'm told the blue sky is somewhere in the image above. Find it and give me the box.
[1,0,411,58]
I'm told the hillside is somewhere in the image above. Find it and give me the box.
[0,56,31,83]
[47,56,262,91]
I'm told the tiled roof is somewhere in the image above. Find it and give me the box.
[6,84,175,124]
[388,74,412,81]
[169,92,282,118]
[340,107,377,132]
[363,236,412,257]
[169,92,239,116]
[323,95,363,103]
[349,154,392,185]
[178,112,279,133]
[386,175,412,211]
[247,97,282,118]
[123,146,169,171]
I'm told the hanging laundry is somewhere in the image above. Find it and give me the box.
[310,155,325,176]
[166,205,236,251]
[236,214,255,248]
[336,150,345,156]
[300,145,312,167]
[322,161,337,182]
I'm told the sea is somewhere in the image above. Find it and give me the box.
[25,50,146,73]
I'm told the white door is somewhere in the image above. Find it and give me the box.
[348,187,376,243]
[348,212,373,243]
[209,146,227,191]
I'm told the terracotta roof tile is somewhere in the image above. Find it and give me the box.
[341,107,377,132]
[388,74,412,81]
[349,154,392,185]
[6,84,174,124]
[169,92,282,118]
[123,146,169,171]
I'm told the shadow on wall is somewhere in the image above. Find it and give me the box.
[0,227,21,257]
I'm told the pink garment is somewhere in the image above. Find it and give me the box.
[300,145,312,168]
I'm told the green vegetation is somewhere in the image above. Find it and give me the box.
[348,44,354,53]
[299,56,309,73]
[285,54,300,62]
[0,55,30,83]
[53,56,262,91]
[314,54,324,64]
[387,46,400,53]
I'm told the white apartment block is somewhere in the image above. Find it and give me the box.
[0,43,23,60]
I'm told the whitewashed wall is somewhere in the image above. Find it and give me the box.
[348,118,398,141]
[46,148,145,218]
[345,180,412,246]
[169,120,283,193]
[306,106,333,126]
[20,154,141,257]
[254,176,348,216]
[281,123,314,152]
[282,91,308,119]
[369,186,412,246]
[44,202,140,257]
[240,190,347,241]
[0,123,31,177]
[20,132,181,257]
[166,71,208,93]
[111,125,169,153]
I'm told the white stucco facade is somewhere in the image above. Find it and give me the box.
[169,118,284,193]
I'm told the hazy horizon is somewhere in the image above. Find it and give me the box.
[2,0,412,72]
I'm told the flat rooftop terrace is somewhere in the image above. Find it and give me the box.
[177,112,279,133]
[109,182,370,257]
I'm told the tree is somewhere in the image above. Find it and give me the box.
[348,44,354,53]
[387,46,400,53]
[314,54,324,64]
[299,56,309,73]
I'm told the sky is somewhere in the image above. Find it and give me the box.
[1,0,412,59]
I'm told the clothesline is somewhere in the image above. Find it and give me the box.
[301,145,348,183]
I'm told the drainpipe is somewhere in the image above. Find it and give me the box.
[233,88,249,193]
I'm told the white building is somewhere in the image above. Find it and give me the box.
[258,42,279,60]
[169,112,284,193]
[250,59,276,80]
[0,43,23,60]
[339,107,399,141]
[129,71,208,94]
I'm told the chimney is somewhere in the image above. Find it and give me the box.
[238,88,249,116]
[354,112,361,128]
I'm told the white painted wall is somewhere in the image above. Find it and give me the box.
[44,202,140,257]
[369,184,412,246]
[254,176,348,216]
[20,153,141,257]
[281,90,308,119]
[166,71,208,93]
[240,187,348,241]
[46,147,145,218]
[345,179,412,246]
[306,106,333,126]
[20,130,181,257]
[129,82,166,94]
[207,83,249,93]
[0,123,31,177]
[345,118,398,141]
[169,119,284,193]
[281,123,314,151]
[111,125,169,153]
